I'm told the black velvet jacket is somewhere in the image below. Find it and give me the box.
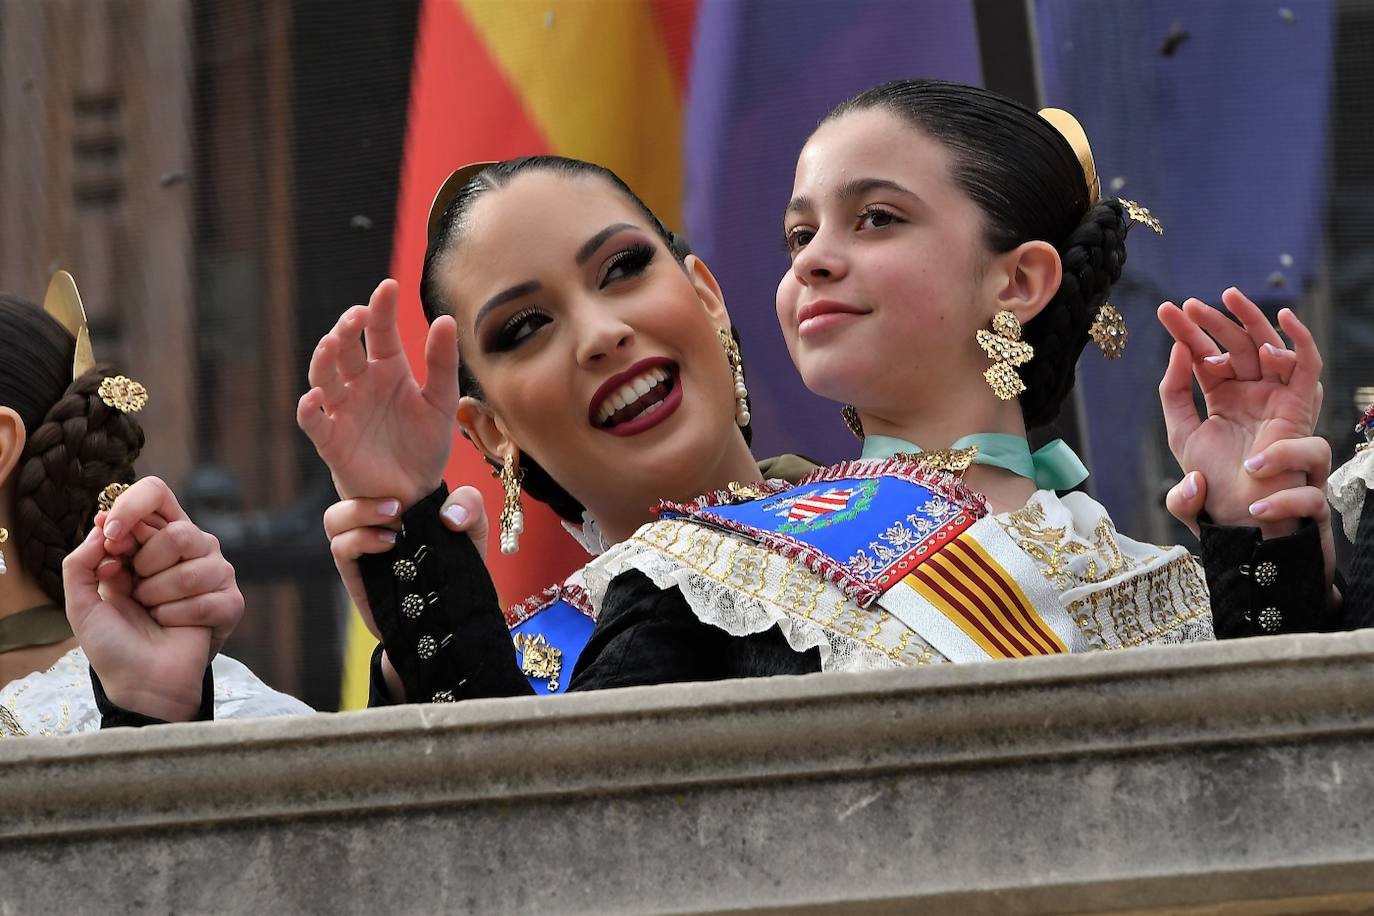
[362,486,1359,707]
[361,486,817,705]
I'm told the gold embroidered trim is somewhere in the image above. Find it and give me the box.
[1067,554,1211,650]
[0,704,26,737]
[999,500,1132,589]
[634,521,940,666]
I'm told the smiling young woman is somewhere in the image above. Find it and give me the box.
[299,156,814,702]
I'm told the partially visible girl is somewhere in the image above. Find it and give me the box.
[0,274,308,735]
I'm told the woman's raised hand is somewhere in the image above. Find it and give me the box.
[1157,287,1322,538]
[297,279,461,509]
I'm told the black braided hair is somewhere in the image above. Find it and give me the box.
[824,79,1130,427]
[420,155,752,524]
[0,295,144,603]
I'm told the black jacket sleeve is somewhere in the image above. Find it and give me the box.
[1346,497,1374,631]
[568,570,820,691]
[1198,517,1339,638]
[92,664,214,728]
[358,485,532,704]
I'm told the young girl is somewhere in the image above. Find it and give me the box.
[569,79,1213,675]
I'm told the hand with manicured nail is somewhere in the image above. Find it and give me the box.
[62,477,242,721]
[296,279,459,510]
[323,485,489,703]
[1157,288,1322,537]
[322,486,487,638]
[1166,437,1338,606]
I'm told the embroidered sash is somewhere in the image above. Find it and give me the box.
[506,582,596,695]
[660,458,986,607]
[660,458,1075,664]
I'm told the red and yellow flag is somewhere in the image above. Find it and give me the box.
[343,0,697,708]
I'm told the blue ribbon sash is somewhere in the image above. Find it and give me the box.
[659,459,987,608]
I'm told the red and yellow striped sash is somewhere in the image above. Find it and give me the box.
[904,535,1067,658]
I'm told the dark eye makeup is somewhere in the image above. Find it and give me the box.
[601,242,655,285]
[483,241,657,353]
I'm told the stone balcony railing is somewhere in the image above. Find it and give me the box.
[2,632,1373,914]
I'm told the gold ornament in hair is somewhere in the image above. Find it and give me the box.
[97,482,130,513]
[41,271,96,380]
[98,376,148,413]
[977,310,1034,400]
[1119,199,1164,235]
[43,270,151,406]
[1089,303,1128,359]
[1039,109,1165,362]
[1039,108,1100,203]
[427,161,498,245]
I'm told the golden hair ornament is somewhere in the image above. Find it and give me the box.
[426,161,498,246]
[1089,303,1128,359]
[98,376,148,413]
[97,482,131,513]
[42,270,96,380]
[1039,108,1100,203]
[1120,199,1165,235]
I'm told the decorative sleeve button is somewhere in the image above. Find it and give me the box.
[1257,606,1283,632]
[393,546,429,582]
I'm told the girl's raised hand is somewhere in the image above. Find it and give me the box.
[1158,287,1322,538]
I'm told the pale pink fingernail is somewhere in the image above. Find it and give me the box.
[378,499,400,518]
[1182,473,1198,499]
[379,530,397,544]
[1204,355,1227,365]
[442,505,469,527]
[1243,454,1265,472]
[1249,500,1269,516]
[103,519,122,540]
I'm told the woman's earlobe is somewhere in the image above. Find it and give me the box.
[457,396,510,467]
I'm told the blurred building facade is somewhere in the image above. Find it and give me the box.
[0,0,420,709]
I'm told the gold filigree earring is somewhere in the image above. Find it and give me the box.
[976,310,1034,401]
[718,328,750,427]
[841,405,864,440]
[497,452,524,555]
[0,526,8,576]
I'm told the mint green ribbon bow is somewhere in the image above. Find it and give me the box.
[862,433,1089,491]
